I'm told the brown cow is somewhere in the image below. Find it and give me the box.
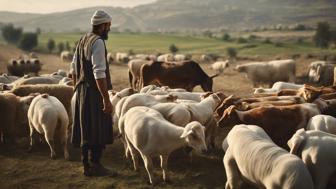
[140,60,218,92]
[217,103,320,149]
[215,95,304,117]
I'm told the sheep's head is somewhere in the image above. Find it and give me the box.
[287,128,307,155]
[234,65,245,72]
[181,121,207,154]
[253,87,265,94]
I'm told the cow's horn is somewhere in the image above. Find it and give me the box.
[210,74,219,78]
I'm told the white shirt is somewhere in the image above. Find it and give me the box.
[70,39,107,79]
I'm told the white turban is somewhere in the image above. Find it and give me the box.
[91,10,112,25]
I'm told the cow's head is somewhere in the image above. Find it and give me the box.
[217,105,240,128]
[299,84,322,102]
[215,95,237,117]
[201,74,218,92]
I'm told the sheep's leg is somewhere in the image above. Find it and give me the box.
[28,122,37,152]
[44,128,56,159]
[224,149,243,189]
[132,77,137,90]
[141,153,155,185]
[61,127,70,160]
[205,120,217,149]
[121,136,131,159]
[125,138,139,171]
[160,155,170,183]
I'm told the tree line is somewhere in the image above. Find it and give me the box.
[0,23,73,53]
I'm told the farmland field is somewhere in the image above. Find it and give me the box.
[36,31,336,58]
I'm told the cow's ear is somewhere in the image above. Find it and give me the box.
[227,105,236,115]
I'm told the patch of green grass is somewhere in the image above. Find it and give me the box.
[7,31,335,58]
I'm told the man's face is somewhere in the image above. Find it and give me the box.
[101,22,111,40]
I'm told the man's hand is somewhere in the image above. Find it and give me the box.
[96,78,112,114]
[103,99,113,114]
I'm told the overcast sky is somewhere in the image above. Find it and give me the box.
[0,0,157,13]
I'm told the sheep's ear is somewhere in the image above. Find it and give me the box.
[201,92,213,99]
[180,130,193,138]
[110,90,117,96]
[288,129,306,155]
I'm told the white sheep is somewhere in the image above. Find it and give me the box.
[0,93,36,143]
[225,125,314,189]
[306,115,336,134]
[157,53,174,62]
[60,51,73,62]
[288,129,336,189]
[28,94,69,160]
[119,106,207,184]
[254,81,304,94]
[108,87,135,113]
[211,60,229,74]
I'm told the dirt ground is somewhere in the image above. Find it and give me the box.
[0,45,323,189]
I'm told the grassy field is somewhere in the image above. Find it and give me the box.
[36,31,336,58]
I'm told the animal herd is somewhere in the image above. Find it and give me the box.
[2,55,336,188]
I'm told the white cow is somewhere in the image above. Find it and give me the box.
[235,59,296,87]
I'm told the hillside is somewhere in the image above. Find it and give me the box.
[0,0,335,32]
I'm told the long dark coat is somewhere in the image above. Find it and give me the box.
[71,32,113,148]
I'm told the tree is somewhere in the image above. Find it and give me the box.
[237,37,247,43]
[1,23,22,44]
[65,41,71,51]
[331,29,336,47]
[18,32,38,51]
[36,27,42,35]
[47,38,55,53]
[169,44,179,54]
[227,47,237,59]
[203,30,213,38]
[222,33,230,41]
[313,22,331,48]
[57,42,64,53]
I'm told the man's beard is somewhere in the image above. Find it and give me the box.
[101,31,108,40]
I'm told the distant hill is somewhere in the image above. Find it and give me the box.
[0,0,335,32]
